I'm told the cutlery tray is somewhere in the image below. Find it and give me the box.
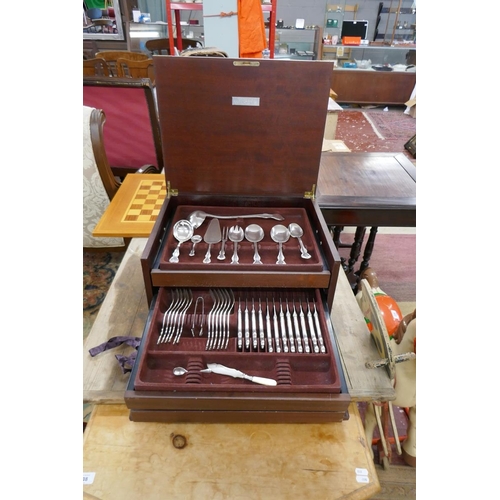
[158,206,324,272]
[132,287,341,393]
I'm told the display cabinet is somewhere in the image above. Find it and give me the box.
[322,2,358,47]
[374,0,416,44]
[270,27,323,60]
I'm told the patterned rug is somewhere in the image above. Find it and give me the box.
[336,106,416,159]
[83,250,125,339]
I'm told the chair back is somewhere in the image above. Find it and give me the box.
[116,57,155,81]
[95,51,150,76]
[83,57,111,77]
[83,105,125,249]
[146,38,202,55]
[83,77,163,177]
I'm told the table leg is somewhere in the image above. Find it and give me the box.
[346,226,366,277]
[354,226,379,293]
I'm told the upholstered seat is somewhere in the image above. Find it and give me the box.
[83,105,125,250]
[83,77,163,178]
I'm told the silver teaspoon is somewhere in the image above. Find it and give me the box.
[173,366,211,376]
[189,235,202,256]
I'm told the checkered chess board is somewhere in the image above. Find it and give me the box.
[122,179,167,222]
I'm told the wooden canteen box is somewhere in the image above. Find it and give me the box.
[125,56,351,423]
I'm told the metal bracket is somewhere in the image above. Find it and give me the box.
[166,181,178,197]
[304,184,316,199]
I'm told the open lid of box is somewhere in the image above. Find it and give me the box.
[153,56,333,198]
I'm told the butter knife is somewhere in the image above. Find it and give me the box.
[203,218,222,264]
[206,363,277,386]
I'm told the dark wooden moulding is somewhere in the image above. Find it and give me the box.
[125,56,351,423]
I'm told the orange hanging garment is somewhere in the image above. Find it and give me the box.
[238,0,267,58]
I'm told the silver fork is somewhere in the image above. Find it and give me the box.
[217,226,228,260]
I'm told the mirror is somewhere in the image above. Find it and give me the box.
[83,0,125,41]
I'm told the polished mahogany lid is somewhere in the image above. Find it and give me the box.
[153,56,333,197]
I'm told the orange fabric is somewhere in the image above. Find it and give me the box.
[238,0,267,58]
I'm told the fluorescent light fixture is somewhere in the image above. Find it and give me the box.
[129,31,161,38]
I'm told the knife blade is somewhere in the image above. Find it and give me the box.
[206,363,277,386]
[203,218,221,264]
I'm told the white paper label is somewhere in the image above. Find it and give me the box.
[355,467,368,475]
[83,472,96,485]
[232,97,260,107]
[356,475,370,483]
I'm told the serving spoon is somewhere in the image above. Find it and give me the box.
[188,210,284,229]
[169,220,194,263]
[288,223,311,259]
[270,224,290,265]
[245,224,265,264]
[228,225,244,264]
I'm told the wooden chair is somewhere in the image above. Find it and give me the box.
[83,57,111,77]
[95,51,150,76]
[83,77,163,178]
[116,57,155,81]
[83,105,126,251]
[145,38,202,55]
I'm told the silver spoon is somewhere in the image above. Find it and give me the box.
[270,224,290,265]
[188,210,284,229]
[189,235,202,256]
[288,223,311,259]
[228,225,244,264]
[173,366,211,376]
[245,224,265,264]
[169,220,194,263]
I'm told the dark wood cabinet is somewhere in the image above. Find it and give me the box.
[331,68,416,105]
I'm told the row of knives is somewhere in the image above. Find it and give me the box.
[157,288,327,354]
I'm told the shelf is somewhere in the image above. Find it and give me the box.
[164,0,277,57]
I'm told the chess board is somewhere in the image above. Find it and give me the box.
[123,179,167,222]
[93,174,167,238]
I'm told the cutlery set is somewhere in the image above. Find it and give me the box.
[169,211,312,265]
[157,288,326,354]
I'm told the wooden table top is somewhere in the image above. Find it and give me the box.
[316,152,416,227]
[83,239,395,404]
[83,403,380,500]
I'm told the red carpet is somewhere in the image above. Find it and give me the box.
[336,107,416,160]
[337,233,416,302]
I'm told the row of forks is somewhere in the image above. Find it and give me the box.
[157,288,234,350]
[158,289,193,344]
[157,289,325,354]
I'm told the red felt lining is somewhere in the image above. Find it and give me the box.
[158,205,324,271]
[133,287,341,394]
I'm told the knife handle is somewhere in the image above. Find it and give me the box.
[245,375,277,386]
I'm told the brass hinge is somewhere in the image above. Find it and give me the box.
[166,181,178,197]
[304,184,316,199]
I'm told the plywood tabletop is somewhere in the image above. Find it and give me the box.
[83,403,380,500]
